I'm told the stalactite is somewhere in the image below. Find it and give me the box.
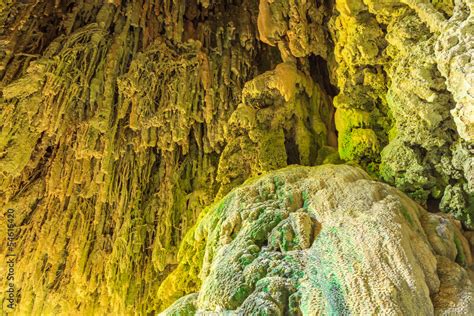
[0,0,472,314]
[0,0,336,314]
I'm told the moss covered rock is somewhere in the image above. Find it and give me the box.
[329,0,473,224]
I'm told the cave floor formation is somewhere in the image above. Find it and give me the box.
[0,0,473,315]
[162,164,474,315]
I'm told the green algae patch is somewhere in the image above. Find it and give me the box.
[400,205,415,227]
[454,235,466,267]
[325,279,351,316]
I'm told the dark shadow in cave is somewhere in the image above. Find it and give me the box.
[308,55,339,148]
[285,129,301,165]
[308,55,338,97]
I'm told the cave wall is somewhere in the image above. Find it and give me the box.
[329,0,473,223]
[0,0,472,314]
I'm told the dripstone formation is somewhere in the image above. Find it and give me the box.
[0,0,472,315]
[161,164,474,315]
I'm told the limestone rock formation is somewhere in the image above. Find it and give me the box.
[328,0,474,225]
[161,164,474,315]
[434,0,474,143]
[0,0,473,314]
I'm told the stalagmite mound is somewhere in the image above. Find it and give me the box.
[161,164,474,315]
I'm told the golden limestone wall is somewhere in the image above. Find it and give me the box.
[0,0,472,314]
[0,1,333,314]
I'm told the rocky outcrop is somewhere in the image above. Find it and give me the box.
[257,0,328,60]
[0,0,473,314]
[328,0,473,225]
[216,61,337,198]
[435,0,473,143]
[161,164,474,315]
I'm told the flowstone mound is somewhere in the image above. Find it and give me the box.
[160,164,474,315]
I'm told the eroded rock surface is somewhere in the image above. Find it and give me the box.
[161,165,474,315]
[0,0,473,314]
[328,0,474,225]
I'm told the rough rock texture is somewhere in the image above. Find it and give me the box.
[257,0,328,60]
[0,1,335,314]
[328,0,474,225]
[435,0,474,142]
[161,164,474,315]
[216,61,337,198]
[0,0,473,314]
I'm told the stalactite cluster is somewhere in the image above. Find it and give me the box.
[0,0,334,314]
[0,0,473,315]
